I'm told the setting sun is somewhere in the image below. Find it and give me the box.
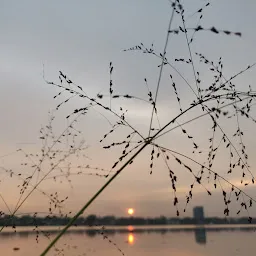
[127,208,134,215]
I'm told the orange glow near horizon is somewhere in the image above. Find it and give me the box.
[128,225,134,232]
[128,233,134,245]
[127,208,134,215]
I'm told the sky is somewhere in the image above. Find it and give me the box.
[1,0,256,218]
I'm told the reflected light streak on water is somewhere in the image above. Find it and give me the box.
[128,233,135,245]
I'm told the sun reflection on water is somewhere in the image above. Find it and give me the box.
[128,233,134,245]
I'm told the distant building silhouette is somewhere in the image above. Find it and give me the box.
[193,206,205,224]
[193,207,206,244]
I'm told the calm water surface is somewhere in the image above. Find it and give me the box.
[1,225,256,256]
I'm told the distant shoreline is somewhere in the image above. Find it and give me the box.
[0,224,256,236]
[1,215,255,227]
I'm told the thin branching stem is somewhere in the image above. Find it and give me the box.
[148,0,177,137]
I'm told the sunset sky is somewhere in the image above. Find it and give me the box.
[1,0,256,218]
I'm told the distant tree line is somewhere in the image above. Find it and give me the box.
[1,214,255,227]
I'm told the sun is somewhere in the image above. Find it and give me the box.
[127,208,134,215]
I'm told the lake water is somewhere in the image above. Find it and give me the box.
[1,225,256,255]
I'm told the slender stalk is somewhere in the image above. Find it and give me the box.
[40,142,148,256]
